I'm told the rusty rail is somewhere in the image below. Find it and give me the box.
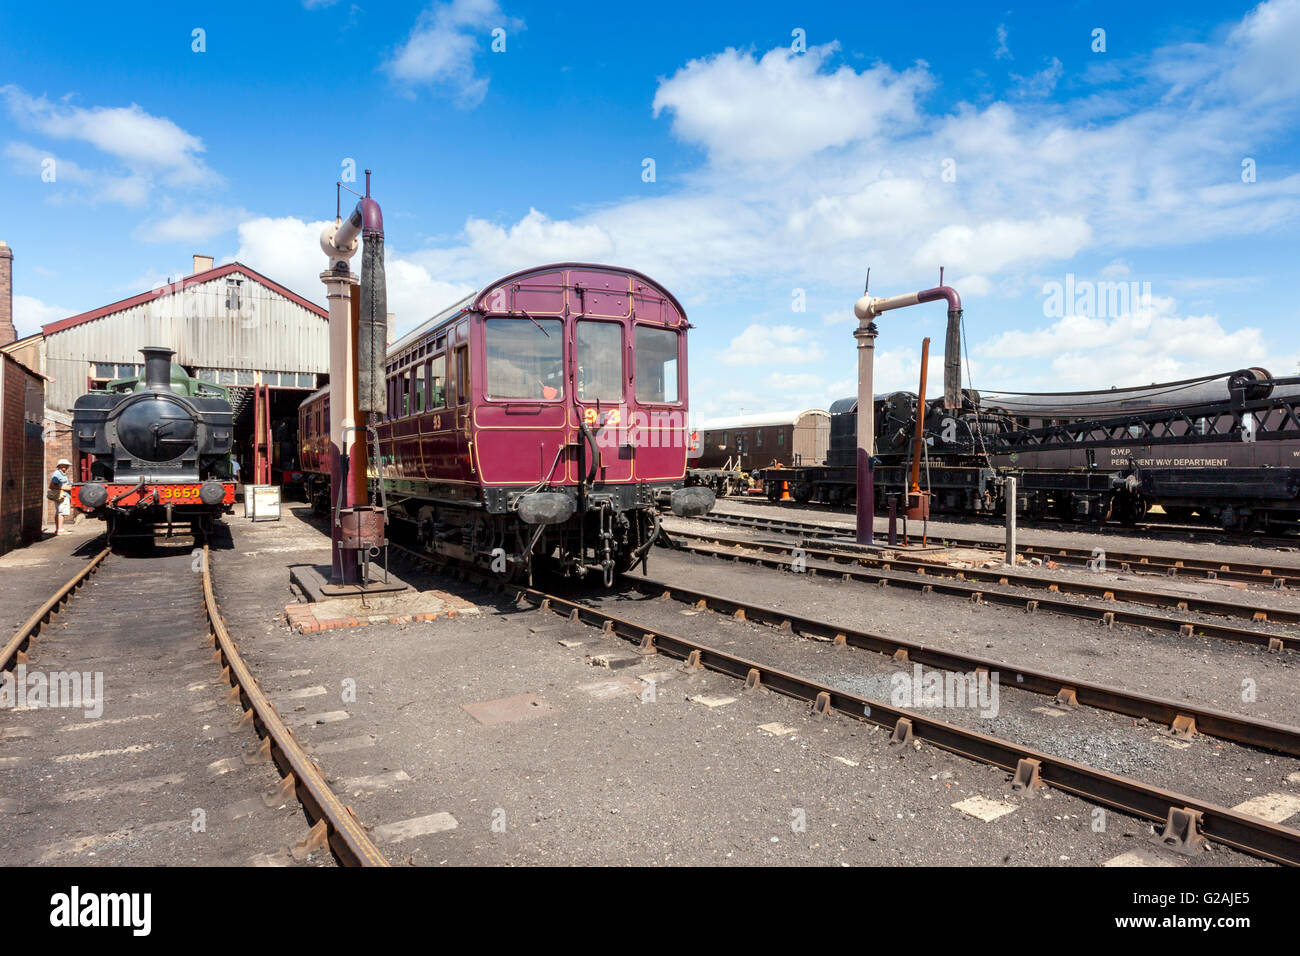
[387,543,1300,865]
[690,510,1298,586]
[621,573,1300,757]
[201,545,389,867]
[5,543,386,867]
[672,527,1300,631]
[509,583,1300,866]
[2,545,110,671]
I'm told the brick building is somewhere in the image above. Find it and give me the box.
[0,352,46,554]
[0,241,333,537]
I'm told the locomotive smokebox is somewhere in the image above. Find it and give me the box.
[140,346,175,390]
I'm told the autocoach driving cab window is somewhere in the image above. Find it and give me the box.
[485,317,564,399]
[635,326,679,403]
[576,320,622,402]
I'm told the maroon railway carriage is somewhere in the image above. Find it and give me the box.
[297,385,331,511]
[299,263,713,582]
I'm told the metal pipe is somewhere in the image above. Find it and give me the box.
[1005,474,1017,566]
[909,337,930,495]
[852,321,877,545]
[851,278,962,545]
[856,283,964,408]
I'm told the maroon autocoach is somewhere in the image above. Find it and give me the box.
[300,263,713,583]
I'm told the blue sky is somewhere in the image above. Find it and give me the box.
[3,0,1299,419]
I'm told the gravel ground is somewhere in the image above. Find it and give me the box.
[0,538,324,866]
[667,517,1300,619]
[0,519,104,637]
[572,581,1300,816]
[632,542,1300,726]
[711,500,1300,571]
[206,508,1267,865]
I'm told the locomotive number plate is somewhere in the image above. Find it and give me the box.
[160,485,200,499]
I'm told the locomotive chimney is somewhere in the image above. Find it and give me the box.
[0,241,15,347]
[140,346,175,389]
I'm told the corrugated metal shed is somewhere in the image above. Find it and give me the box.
[41,263,328,413]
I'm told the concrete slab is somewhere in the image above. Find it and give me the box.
[291,563,408,600]
[1231,792,1300,823]
[587,651,643,670]
[951,796,1017,822]
[372,812,459,845]
[1102,848,1178,868]
[576,678,643,700]
[689,695,737,709]
[460,693,553,726]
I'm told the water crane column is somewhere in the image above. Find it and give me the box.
[319,173,386,584]
[852,277,963,545]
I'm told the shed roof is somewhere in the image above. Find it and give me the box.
[695,409,828,431]
[42,261,327,336]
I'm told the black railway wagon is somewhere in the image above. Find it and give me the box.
[754,369,1300,530]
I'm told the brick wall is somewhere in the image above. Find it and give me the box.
[0,241,14,348]
[41,417,75,527]
[0,354,45,554]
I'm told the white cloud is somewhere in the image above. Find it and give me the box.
[461,207,615,267]
[994,24,1011,61]
[1,85,214,187]
[231,215,475,335]
[914,217,1093,274]
[13,294,69,337]
[975,296,1273,389]
[1222,0,1300,104]
[134,206,249,244]
[1011,57,1063,98]
[3,141,150,206]
[722,324,826,366]
[385,0,520,107]
[230,216,333,305]
[652,43,930,168]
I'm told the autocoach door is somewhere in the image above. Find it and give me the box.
[630,322,686,481]
[573,317,632,482]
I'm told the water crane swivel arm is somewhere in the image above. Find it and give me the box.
[855,284,964,409]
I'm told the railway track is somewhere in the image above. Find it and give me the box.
[615,572,1300,756]
[0,537,387,867]
[389,542,1300,866]
[664,527,1300,652]
[693,509,1300,587]
[710,495,1300,550]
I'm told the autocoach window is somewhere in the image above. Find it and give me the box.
[576,321,622,402]
[485,318,564,399]
[635,326,679,403]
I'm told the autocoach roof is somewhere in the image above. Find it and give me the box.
[387,263,688,357]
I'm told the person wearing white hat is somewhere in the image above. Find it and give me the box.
[48,458,73,535]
